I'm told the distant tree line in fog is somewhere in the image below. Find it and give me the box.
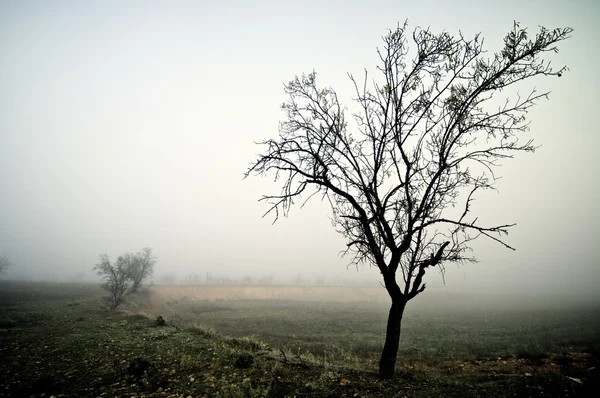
[94,247,156,309]
[155,271,379,287]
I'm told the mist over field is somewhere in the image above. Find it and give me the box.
[0,0,598,310]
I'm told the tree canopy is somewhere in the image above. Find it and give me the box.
[247,22,571,295]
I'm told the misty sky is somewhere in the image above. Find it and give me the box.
[0,0,598,301]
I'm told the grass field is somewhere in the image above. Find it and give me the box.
[141,285,600,363]
[0,281,598,397]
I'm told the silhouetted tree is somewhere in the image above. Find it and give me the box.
[0,255,10,275]
[246,21,571,379]
[94,248,156,309]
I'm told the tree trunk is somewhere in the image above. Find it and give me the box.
[379,299,407,379]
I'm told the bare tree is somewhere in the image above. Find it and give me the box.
[94,254,134,309]
[129,247,156,292]
[246,22,571,379]
[94,248,156,309]
[0,256,10,275]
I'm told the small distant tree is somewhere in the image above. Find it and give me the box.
[94,247,156,309]
[0,255,10,275]
[129,247,156,292]
[246,22,571,378]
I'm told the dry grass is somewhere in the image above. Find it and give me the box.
[150,284,390,303]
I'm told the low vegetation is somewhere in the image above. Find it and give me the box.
[161,298,600,364]
[0,281,598,397]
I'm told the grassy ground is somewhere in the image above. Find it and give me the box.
[158,298,600,363]
[0,281,598,397]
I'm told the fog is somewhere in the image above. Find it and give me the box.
[0,1,598,306]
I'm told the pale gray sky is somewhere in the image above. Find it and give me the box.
[0,0,598,301]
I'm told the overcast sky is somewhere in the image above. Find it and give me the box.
[0,0,597,301]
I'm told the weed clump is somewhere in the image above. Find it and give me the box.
[232,351,254,368]
[126,357,169,393]
[128,357,151,378]
[148,327,176,340]
[191,324,220,339]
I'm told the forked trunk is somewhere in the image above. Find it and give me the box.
[379,299,407,379]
